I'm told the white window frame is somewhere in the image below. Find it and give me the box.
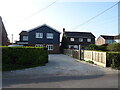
[46,33,53,39]
[47,45,53,50]
[36,33,43,38]
[70,38,74,42]
[23,36,28,41]
[87,38,91,42]
[79,38,83,42]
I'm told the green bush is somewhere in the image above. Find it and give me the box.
[2,47,48,71]
[88,44,107,51]
[88,44,98,50]
[107,52,120,69]
[98,46,107,51]
[107,43,120,51]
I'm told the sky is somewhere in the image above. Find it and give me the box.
[0,0,119,42]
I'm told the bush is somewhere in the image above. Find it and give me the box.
[98,46,107,51]
[107,52,120,69]
[107,43,120,51]
[88,44,107,51]
[88,44,98,50]
[2,46,48,71]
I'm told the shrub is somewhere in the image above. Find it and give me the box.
[88,44,107,51]
[88,44,98,50]
[107,52,120,69]
[98,46,107,51]
[2,46,48,71]
[107,43,120,51]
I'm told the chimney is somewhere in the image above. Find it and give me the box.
[63,28,65,33]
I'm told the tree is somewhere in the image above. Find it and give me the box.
[60,33,68,53]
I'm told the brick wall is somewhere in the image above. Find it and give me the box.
[96,37,105,45]
[48,44,60,54]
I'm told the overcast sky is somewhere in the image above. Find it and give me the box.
[0,0,119,42]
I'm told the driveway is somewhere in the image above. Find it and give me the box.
[2,54,118,88]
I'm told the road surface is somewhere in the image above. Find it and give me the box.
[2,54,118,88]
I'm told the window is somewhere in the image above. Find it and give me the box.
[23,36,28,41]
[70,38,74,41]
[47,33,53,39]
[79,38,83,42]
[106,40,114,44]
[36,33,43,38]
[87,38,91,42]
[47,45,53,50]
[74,45,78,49]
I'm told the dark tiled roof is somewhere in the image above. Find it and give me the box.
[28,24,61,33]
[19,31,28,35]
[114,34,120,39]
[65,32,95,38]
[100,35,114,39]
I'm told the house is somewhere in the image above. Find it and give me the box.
[16,31,29,45]
[114,34,120,43]
[17,24,61,54]
[96,35,120,46]
[62,29,95,50]
[0,16,9,46]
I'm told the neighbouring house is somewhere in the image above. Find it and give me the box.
[16,31,29,46]
[62,29,95,50]
[0,16,9,46]
[96,35,120,46]
[114,34,120,43]
[17,24,61,54]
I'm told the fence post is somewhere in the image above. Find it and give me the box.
[78,45,81,60]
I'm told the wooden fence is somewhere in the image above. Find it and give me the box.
[64,49,107,67]
[83,50,107,67]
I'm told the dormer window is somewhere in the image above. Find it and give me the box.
[70,38,74,42]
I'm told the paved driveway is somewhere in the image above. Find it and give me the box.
[2,54,118,88]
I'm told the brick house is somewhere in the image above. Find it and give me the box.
[17,24,61,54]
[63,29,95,50]
[96,35,120,46]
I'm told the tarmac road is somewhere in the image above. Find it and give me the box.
[2,54,118,88]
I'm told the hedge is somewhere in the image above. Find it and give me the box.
[107,52,120,69]
[107,43,120,51]
[88,44,107,51]
[2,46,48,71]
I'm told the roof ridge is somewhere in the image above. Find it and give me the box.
[65,31,92,33]
[28,24,61,33]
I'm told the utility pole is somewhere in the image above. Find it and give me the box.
[12,34,13,44]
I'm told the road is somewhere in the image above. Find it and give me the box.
[2,54,118,88]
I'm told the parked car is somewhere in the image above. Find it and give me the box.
[8,44,23,47]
